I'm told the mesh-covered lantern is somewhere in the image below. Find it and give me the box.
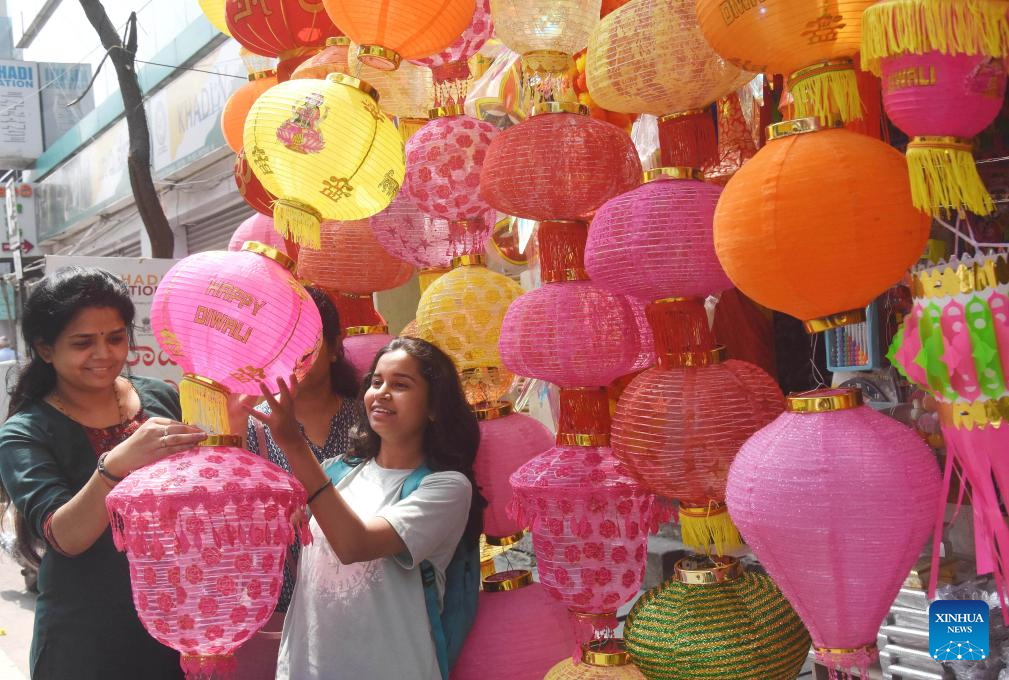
[714,118,930,333]
[243,74,405,248]
[225,0,340,75]
[106,444,309,679]
[695,0,874,124]
[585,0,751,169]
[726,388,941,677]
[322,0,476,70]
[416,254,523,405]
[481,103,641,221]
[861,0,1009,217]
[228,213,286,253]
[625,556,811,680]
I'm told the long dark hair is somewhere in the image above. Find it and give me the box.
[348,337,486,547]
[3,266,136,566]
[305,286,358,400]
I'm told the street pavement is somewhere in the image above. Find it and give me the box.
[0,552,32,679]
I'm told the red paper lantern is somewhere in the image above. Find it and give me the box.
[475,403,554,544]
[480,104,641,221]
[297,219,414,295]
[225,0,341,73]
[234,149,277,217]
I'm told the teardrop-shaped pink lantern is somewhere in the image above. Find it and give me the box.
[726,388,941,677]
[106,443,310,679]
[228,213,286,253]
[475,403,554,544]
[411,0,493,107]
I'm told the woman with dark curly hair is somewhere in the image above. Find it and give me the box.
[247,337,485,680]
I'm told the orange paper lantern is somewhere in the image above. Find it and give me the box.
[322,0,476,70]
[695,0,874,123]
[221,70,278,154]
[713,118,930,333]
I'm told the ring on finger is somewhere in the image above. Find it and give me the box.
[163,426,170,438]
[160,434,168,448]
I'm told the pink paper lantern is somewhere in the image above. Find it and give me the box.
[451,569,574,680]
[106,444,310,679]
[726,388,941,677]
[499,281,641,387]
[151,245,323,434]
[344,332,393,380]
[585,173,732,301]
[406,114,499,223]
[228,213,287,253]
[509,446,669,647]
[476,404,554,544]
[626,296,655,373]
[371,176,492,269]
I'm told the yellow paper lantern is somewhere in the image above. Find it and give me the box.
[198,0,231,37]
[243,73,405,248]
[490,0,602,74]
[348,43,436,119]
[415,254,523,405]
[586,0,750,116]
[695,0,874,123]
[545,640,646,680]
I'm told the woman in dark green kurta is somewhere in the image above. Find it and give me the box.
[0,267,205,679]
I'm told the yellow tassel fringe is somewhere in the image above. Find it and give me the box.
[790,67,863,125]
[679,506,744,556]
[180,376,231,436]
[906,140,995,217]
[862,0,1009,75]
[273,200,322,250]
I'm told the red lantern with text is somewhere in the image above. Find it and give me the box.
[225,0,341,76]
[234,150,277,217]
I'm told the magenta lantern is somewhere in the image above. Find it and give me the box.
[106,444,310,679]
[585,171,732,301]
[880,51,1006,217]
[500,281,641,387]
[406,113,498,223]
[451,569,574,680]
[725,388,941,677]
[228,213,286,253]
[509,445,669,649]
[344,331,393,380]
[480,105,642,221]
[475,403,554,544]
[151,245,323,435]
[626,296,655,373]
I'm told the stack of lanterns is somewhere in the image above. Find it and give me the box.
[861,0,1009,217]
[110,243,322,678]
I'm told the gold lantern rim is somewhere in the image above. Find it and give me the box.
[474,401,514,421]
[482,569,533,592]
[766,116,844,142]
[787,58,855,89]
[248,69,277,82]
[356,44,403,71]
[814,643,878,656]
[181,374,229,394]
[786,387,864,414]
[658,108,708,123]
[203,435,243,448]
[803,308,866,333]
[429,104,465,119]
[242,241,297,274]
[345,324,390,337]
[582,639,631,667]
[484,528,526,546]
[556,432,610,447]
[327,73,381,103]
[643,167,703,183]
[674,554,743,585]
[325,36,351,47]
[530,102,590,117]
[662,346,727,369]
[909,136,974,152]
[451,253,487,268]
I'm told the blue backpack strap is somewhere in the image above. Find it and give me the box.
[323,455,364,485]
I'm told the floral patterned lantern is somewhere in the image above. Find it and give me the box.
[106,444,309,679]
[412,0,494,107]
[225,0,341,76]
[243,74,405,248]
[624,556,810,680]
[726,388,941,677]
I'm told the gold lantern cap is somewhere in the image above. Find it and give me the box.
[203,435,243,448]
[345,324,390,337]
[483,569,533,592]
[327,73,380,103]
[475,401,513,421]
[325,36,351,47]
[658,108,708,123]
[356,44,402,71]
[241,241,297,274]
[644,167,703,183]
[787,387,863,414]
[484,528,526,547]
[582,639,631,667]
[430,104,465,119]
[674,554,743,585]
[531,102,589,117]
[451,253,487,268]
[787,58,855,89]
[248,69,277,82]
[662,346,727,369]
[766,116,844,142]
[803,308,866,333]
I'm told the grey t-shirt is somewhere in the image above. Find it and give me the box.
[275,459,472,680]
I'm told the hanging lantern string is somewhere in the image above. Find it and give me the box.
[809,333,828,389]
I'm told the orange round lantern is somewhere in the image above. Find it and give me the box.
[713,118,930,333]
[221,69,278,154]
[297,219,414,294]
[322,0,476,70]
[695,0,874,124]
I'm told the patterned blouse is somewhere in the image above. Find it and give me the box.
[246,398,357,612]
